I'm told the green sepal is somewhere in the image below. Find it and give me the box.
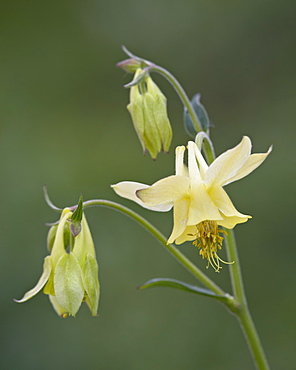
[70,195,83,237]
[49,294,69,318]
[47,224,58,253]
[138,278,228,301]
[43,265,55,296]
[82,254,100,316]
[127,96,146,152]
[54,253,84,317]
[142,92,162,158]
[14,256,52,302]
[124,69,149,88]
[184,94,211,137]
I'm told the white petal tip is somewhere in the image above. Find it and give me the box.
[13,297,28,303]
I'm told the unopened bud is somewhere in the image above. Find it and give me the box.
[127,69,172,159]
[15,207,100,318]
[184,94,211,137]
[117,58,142,74]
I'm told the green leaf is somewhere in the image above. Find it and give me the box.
[138,278,228,301]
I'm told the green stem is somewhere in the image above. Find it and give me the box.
[123,55,269,368]
[149,65,203,133]
[82,199,225,296]
[225,230,270,370]
[195,131,216,164]
[148,64,216,163]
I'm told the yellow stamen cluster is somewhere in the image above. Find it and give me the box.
[191,220,232,272]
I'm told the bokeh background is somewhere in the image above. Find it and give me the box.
[1,1,295,369]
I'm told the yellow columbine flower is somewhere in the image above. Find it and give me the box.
[112,136,272,271]
[15,208,100,317]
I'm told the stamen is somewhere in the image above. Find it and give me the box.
[191,220,233,272]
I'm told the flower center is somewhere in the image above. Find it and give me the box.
[190,220,233,272]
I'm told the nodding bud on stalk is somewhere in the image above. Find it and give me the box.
[117,58,143,74]
[183,94,211,137]
[15,206,100,318]
[127,68,172,159]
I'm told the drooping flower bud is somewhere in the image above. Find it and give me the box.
[127,69,172,159]
[183,94,211,137]
[15,207,100,317]
[117,58,142,74]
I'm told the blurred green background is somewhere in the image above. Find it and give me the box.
[1,0,295,369]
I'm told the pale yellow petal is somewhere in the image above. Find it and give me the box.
[72,214,96,264]
[111,181,172,212]
[187,142,202,181]
[218,214,250,229]
[205,136,251,187]
[175,146,187,176]
[223,146,272,185]
[137,175,190,207]
[167,198,190,244]
[192,142,208,179]
[51,209,72,265]
[174,225,197,245]
[187,182,223,225]
[209,186,250,219]
[14,256,52,303]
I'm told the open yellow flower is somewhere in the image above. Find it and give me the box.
[112,137,271,270]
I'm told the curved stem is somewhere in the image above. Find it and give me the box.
[225,230,270,370]
[148,64,217,164]
[81,199,225,296]
[148,65,203,133]
[120,52,269,368]
[195,132,216,164]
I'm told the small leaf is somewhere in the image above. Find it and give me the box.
[138,278,228,301]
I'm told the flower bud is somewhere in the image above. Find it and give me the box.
[15,208,100,317]
[127,69,172,159]
[183,94,211,137]
[117,58,142,74]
